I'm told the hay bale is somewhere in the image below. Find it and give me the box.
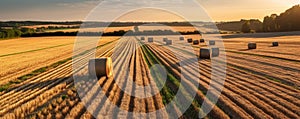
[88,57,113,79]
[272,42,279,46]
[163,38,168,42]
[209,40,216,45]
[180,37,184,41]
[200,48,211,59]
[148,37,154,42]
[193,40,199,45]
[166,40,172,45]
[187,38,193,43]
[211,47,220,57]
[141,37,145,40]
[248,42,257,49]
[200,39,205,43]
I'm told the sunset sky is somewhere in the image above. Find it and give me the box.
[0,0,299,22]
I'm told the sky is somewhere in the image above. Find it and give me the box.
[0,0,299,22]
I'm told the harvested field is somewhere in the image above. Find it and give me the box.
[146,36,300,118]
[0,33,300,118]
[0,36,119,86]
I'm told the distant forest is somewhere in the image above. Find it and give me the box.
[0,22,198,39]
[21,30,200,37]
[0,29,21,39]
[215,19,263,33]
[0,27,200,40]
[204,5,300,33]
[0,28,34,39]
[0,21,195,28]
[263,5,300,32]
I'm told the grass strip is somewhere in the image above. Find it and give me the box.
[140,43,175,104]
[140,43,204,118]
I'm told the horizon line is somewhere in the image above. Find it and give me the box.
[0,19,262,23]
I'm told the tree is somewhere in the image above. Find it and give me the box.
[0,29,22,39]
[134,26,139,32]
[0,32,3,39]
[241,21,251,33]
[13,29,22,37]
[20,28,34,34]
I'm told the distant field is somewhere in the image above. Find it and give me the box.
[45,26,134,33]
[44,26,201,33]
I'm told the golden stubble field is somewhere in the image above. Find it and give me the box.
[223,36,300,60]
[1,32,300,85]
[188,33,300,88]
[187,33,300,60]
[0,36,119,85]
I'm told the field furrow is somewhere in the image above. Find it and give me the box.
[147,40,300,118]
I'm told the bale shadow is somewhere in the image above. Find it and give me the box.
[5,76,71,93]
[238,49,253,51]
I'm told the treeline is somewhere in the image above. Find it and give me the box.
[0,21,81,27]
[0,21,196,28]
[0,28,22,39]
[216,19,263,33]
[34,26,80,32]
[46,26,79,29]
[21,30,200,37]
[216,5,300,33]
[1,28,200,39]
[263,5,300,32]
[0,27,37,39]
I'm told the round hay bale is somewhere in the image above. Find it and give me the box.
[193,40,199,45]
[166,40,172,45]
[187,38,193,43]
[211,47,220,57]
[180,37,184,41]
[163,38,168,42]
[148,37,154,42]
[272,42,279,46]
[200,48,211,59]
[209,40,216,45]
[141,37,145,40]
[200,39,205,43]
[248,42,257,49]
[88,57,113,79]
